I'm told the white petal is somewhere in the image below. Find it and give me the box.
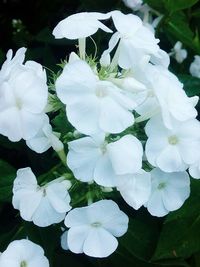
[189,162,200,179]
[56,60,96,106]
[145,135,168,167]
[147,190,169,217]
[99,96,134,133]
[67,137,101,182]
[13,190,43,222]
[46,181,71,213]
[20,110,45,140]
[100,32,120,66]
[67,226,90,253]
[26,136,51,153]
[118,170,151,210]
[162,186,190,211]
[156,145,187,172]
[53,12,112,39]
[83,228,118,257]
[94,153,117,187]
[61,230,69,251]
[66,96,101,135]
[107,135,143,174]
[111,11,142,35]
[32,197,65,227]
[0,107,22,141]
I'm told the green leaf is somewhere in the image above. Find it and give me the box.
[144,0,166,13]
[119,210,161,261]
[164,12,200,53]
[0,160,16,202]
[152,179,200,261]
[178,74,200,97]
[164,0,198,13]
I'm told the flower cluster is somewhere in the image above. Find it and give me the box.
[0,9,200,263]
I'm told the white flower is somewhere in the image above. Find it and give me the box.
[56,59,137,135]
[26,115,64,153]
[0,48,48,142]
[0,239,49,267]
[67,134,143,187]
[189,55,200,78]
[145,116,200,172]
[63,200,129,258]
[189,158,200,179]
[170,41,187,63]
[134,64,198,129]
[123,0,143,10]
[117,169,151,210]
[12,167,71,227]
[146,168,190,217]
[100,11,160,69]
[52,12,112,39]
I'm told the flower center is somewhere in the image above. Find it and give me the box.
[20,261,27,267]
[91,222,102,228]
[168,135,179,145]
[95,85,107,98]
[16,98,23,109]
[42,188,47,197]
[157,182,166,190]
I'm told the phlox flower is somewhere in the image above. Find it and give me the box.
[0,239,49,267]
[0,48,48,141]
[67,134,143,187]
[145,116,200,172]
[12,168,71,227]
[100,10,162,69]
[146,168,190,217]
[26,115,64,153]
[134,64,198,129]
[62,200,129,258]
[56,59,137,135]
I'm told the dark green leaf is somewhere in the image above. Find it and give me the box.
[164,0,198,13]
[0,160,16,202]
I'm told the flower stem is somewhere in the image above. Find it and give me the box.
[57,149,67,166]
[78,38,86,60]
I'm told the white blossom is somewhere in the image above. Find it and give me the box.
[170,41,187,63]
[146,168,190,217]
[52,12,112,40]
[56,59,137,135]
[189,55,200,78]
[26,115,64,153]
[0,239,49,267]
[0,48,48,141]
[117,169,151,210]
[134,64,198,129]
[12,168,71,227]
[67,134,143,187]
[100,10,161,70]
[63,200,129,258]
[145,116,200,172]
